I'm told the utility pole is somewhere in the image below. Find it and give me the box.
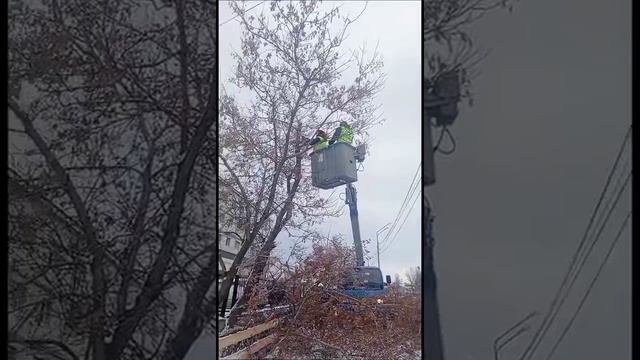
[423,205,445,360]
[423,70,461,360]
[376,223,392,269]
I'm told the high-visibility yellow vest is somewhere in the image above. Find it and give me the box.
[314,136,328,151]
[337,125,353,144]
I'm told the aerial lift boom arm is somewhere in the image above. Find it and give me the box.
[345,183,364,267]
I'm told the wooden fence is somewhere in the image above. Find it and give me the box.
[218,318,280,359]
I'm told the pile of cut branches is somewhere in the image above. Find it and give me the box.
[248,240,421,359]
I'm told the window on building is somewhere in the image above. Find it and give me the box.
[235,240,241,249]
[225,237,230,246]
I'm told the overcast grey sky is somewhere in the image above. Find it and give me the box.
[192,2,421,358]
[428,0,631,359]
[218,1,422,280]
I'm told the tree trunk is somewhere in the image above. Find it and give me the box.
[224,148,302,328]
[226,239,276,327]
[161,252,218,360]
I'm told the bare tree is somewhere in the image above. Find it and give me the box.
[424,0,516,104]
[8,1,217,359]
[405,267,422,293]
[219,0,385,327]
[394,273,402,286]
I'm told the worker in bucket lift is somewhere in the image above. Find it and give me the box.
[329,120,354,146]
[308,129,329,156]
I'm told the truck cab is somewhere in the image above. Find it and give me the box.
[340,266,391,299]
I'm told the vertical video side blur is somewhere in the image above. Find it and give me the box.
[8,1,217,359]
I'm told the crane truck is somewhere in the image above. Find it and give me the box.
[310,141,392,302]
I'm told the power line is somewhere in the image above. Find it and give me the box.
[524,164,631,359]
[220,1,267,26]
[528,170,631,357]
[381,180,420,251]
[532,166,632,354]
[433,125,456,155]
[545,211,632,360]
[378,163,421,251]
[520,125,631,360]
[380,188,421,253]
[496,327,531,360]
[379,163,420,246]
[384,162,425,249]
[525,139,631,359]
[493,311,539,360]
[566,145,631,285]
